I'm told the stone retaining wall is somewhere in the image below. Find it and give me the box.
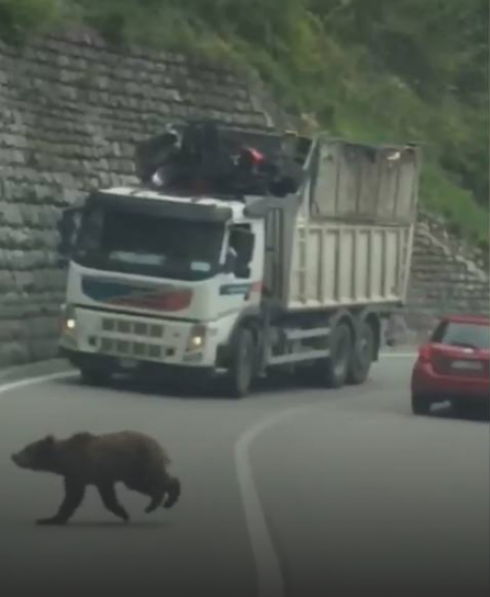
[0,31,488,366]
[0,31,278,365]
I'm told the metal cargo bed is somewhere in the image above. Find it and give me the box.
[248,134,421,311]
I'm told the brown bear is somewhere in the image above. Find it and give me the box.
[11,430,181,526]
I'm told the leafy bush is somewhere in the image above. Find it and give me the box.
[0,0,487,244]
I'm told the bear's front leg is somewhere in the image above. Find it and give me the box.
[36,478,86,526]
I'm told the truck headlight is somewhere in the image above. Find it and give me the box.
[187,324,206,352]
[60,303,77,333]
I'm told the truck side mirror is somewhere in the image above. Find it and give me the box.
[226,227,255,279]
[56,207,82,261]
[235,263,251,279]
[223,250,236,274]
[233,229,255,265]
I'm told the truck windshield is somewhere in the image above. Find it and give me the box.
[72,207,224,281]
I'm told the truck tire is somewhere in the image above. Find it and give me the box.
[347,321,375,385]
[223,327,256,398]
[323,322,352,388]
[79,367,111,387]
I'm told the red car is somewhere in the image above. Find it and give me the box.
[411,315,490,416]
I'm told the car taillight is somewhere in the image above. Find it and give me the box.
[418,344,432,364]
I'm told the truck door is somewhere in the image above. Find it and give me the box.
[219,223,262,306]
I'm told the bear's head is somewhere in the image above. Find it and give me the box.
[11,435,57,472]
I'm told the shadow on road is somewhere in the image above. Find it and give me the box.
[55,520,171,530]
[429,403,489,424]
[57,373,229,401]
[53,369,344,402]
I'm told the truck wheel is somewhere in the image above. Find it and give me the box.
[323,323,352,388]
[347,321,375,385]
[79,367,111,387]
[224,327,256,398]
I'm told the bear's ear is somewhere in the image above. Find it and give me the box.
[44,435,56,446]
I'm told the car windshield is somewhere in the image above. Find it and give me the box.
[72,206,225,281]
[431,320,490,351]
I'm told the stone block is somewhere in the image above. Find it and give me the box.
[0,342,29,366]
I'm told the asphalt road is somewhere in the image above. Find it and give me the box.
[0,354,488,597]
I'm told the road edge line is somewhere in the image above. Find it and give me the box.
[235,350,416,596]
[235,403,319,597]
[0,371,76,397]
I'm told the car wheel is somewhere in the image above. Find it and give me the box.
[411,393,431,416]
[451,399,472,418]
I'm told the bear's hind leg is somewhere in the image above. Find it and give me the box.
[144,484,166,514]
[163,475,181,509]
[123,473,165,514]
[144,473,168,514]
[96,482,130,522]
[36,478,86,526]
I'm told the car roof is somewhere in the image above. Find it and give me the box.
[440,314,490,325]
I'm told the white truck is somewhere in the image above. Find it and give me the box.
[57,123,421,397]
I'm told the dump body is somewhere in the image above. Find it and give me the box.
[260,135,420,311]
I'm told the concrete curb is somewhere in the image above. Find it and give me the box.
[0,359,74,385]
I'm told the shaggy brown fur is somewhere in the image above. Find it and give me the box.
[11,431,181,525]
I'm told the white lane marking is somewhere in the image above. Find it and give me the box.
[235,403,322,597]
[235,351,415,595]
[0,372,75,397]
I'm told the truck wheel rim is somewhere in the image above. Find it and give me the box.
[359,328,374,364]
[238,337,253,389]
[334,331,350,377]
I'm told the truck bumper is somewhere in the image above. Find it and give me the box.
[59,305,222,371]
[59,346,216,381]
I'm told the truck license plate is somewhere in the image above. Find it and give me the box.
[119,358,138,370]
[451,360,482,371]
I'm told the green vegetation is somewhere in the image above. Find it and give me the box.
[1,0,488,246]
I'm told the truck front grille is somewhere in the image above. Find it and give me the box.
[102,317,164,339]
[100,337,163,360]
[99,317,167,361]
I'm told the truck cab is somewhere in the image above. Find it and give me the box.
[58,187,267,386]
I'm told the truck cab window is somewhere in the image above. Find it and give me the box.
[228,224,255,278]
